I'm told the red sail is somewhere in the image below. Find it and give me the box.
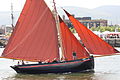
[59,16,89,61]
[64,10,119,55]
[1,0,59,62]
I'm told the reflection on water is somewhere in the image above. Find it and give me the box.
[8,73,94,80]
[1,48,120,80]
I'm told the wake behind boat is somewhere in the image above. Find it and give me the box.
[0,0,119,74]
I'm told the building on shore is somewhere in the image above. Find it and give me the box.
[0,25,13,35]
[63,15,108,28]
[0,25,13,46]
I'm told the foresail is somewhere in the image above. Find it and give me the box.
[1,0,59,62]
[59,16,89,61]
[64,9,119,55]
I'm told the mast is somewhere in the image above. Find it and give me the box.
[11,0,14,28]
[53,0,65,60]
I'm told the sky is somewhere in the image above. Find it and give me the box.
[0,0,120,11]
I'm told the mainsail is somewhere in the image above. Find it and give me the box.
[1,0,59,62]
[59,16,89,61]
[64,10,119,55]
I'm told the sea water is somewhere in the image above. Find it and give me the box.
[0,48,120,80]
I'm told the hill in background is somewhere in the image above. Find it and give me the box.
[0,5,120,26]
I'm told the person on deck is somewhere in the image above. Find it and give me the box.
[22,60,25,65]
[72,52,77,60]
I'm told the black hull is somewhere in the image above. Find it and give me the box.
[11,56,94,74]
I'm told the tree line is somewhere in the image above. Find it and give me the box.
[90,26,120,32]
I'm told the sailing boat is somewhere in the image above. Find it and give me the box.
[0,0,94,74]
